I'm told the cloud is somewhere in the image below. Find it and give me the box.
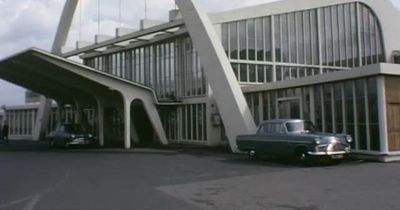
[0,0,276,106]
[392,0,400,10]
[0,80,25,106]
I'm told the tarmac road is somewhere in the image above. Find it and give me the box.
[1,141,400,210]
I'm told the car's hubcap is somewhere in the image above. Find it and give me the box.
[299,153,306,160]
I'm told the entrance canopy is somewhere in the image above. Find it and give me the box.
[0,48,158,104]
[0,48,168,147]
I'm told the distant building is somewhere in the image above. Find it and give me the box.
[25,91,41,104]
[1,0,400,161]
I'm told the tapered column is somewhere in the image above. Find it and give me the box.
[56,102,62,123]
[143,100,168,145]
[123,99,131,149]
[52,0,79,55]
[34,0,80,141]
[96,98,105,147]
[175,0,256,152]
[75,102,83,124]
[32,97,52,140]
[130,112,140,144]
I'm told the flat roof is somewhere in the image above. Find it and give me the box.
[241,63,400,93]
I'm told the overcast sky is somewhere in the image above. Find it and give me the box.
[0,0,399,106]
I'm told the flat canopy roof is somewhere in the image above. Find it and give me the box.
[0,48,158,106]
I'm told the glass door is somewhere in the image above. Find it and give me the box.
[277,98,301,119]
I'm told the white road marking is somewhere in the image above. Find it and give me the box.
[0,170,69,210]
[0,196,33,209]
[23,195,41,210]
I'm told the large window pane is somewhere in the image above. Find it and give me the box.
[297,12,305,64]
[256,18,264,61]
[264,17,272,61]
[314,86,323,131]
[304,11,312,65]
[356,79,367,150]
[274,15,281,62]
[334,83,344,133]
[239,20,247,60]
[240,64,248,82]
[248,19,256,60]
[249,64,256,82]
[288,13,296,63]
[310,9,319,65]
[344,81,356,148]
[230,22,238,59]
[324,84,333,133]
[222,23,229,56]
[367,78,380,151]
[281,14,289,63]
[257,65,265,83]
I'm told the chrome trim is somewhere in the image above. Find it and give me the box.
[308,151,349,156]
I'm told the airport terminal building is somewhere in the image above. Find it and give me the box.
[1,0,400,161]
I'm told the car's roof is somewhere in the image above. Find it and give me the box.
[260,119,304,124]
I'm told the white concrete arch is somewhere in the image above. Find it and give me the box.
[0,48,168,149]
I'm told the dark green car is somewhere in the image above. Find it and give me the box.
[236,119,352,163]
[47,123,95,149]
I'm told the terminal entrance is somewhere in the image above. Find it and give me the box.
[131,100,155,145]
[277,98,301,119]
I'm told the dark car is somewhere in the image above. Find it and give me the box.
[47,123,95,149]
[236,119,352,163]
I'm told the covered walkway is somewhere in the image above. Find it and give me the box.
[0,48,168,148]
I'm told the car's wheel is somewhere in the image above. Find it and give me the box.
[248,149,259,160]
[294,147,310,166]
[64,141,70,149]
[329,157,343,165]
[48,139,54,148]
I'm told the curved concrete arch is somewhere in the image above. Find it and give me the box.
[130,98,168,145]
[0,48,169,149]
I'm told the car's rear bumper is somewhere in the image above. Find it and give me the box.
[68,138,94,146]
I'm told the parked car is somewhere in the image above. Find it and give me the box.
[236,119,352,164]
[47,123,96,149]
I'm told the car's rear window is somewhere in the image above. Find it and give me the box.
[63,125,84,133]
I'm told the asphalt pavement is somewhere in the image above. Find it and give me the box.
[0,141,399,210]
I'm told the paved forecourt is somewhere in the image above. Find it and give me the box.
[0,142,400,210]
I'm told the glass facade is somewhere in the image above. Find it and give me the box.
[84,36,206,101]
[7,109,36,136]
[77,2,387,149]
[221,2,385,84]
[5,107,96,137]
[160,104,207,142]
[244,77,381,152]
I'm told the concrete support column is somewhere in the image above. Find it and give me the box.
[130,112,140,144]
[143,100,168,145]
[176,0,256,152]
[56,102,63,123]
[33,0,79,141]
[123,99,131,149]
[377,76,389,154]
[52,0,79,55]
[75,102,83,124]
[33,97,52,140]
[96,98,105,147]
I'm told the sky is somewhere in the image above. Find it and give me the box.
[0,0,399,106]
[0,0,279,106]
